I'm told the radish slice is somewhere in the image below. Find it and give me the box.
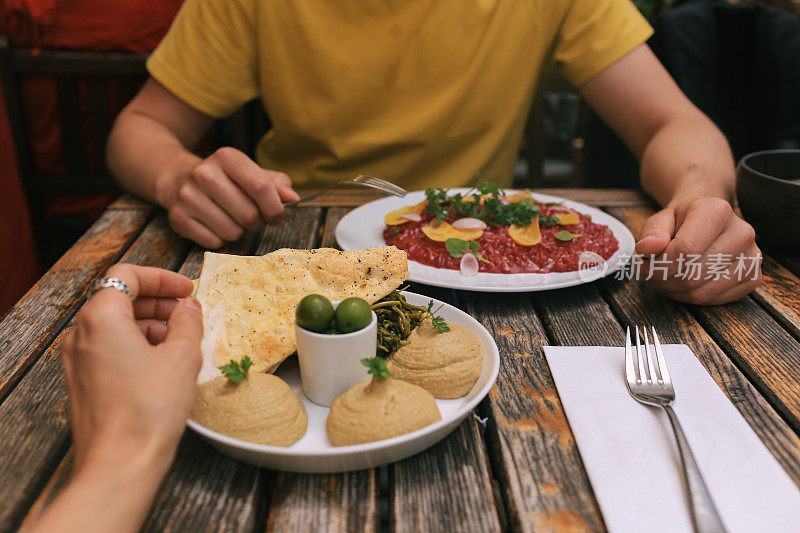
[460,252,479,277]
[452,217,487,230]
[399,214,422,222]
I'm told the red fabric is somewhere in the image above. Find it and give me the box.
[0,0,184,313]
[2,0,183,52]
[0,80,39,316]
[5,0,184,218]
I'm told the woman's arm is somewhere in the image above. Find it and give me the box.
[31,265,203,533]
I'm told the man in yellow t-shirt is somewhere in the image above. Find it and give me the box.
[107,0,760,305]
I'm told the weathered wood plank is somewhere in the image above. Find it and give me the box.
[763,246,800,279]
[535,188,651,207]
[143,433,268,532]
[461,292,605,533]
[254,207,322,254]
[752,256,800,341]
[391,418,501,533]
[0,214,187,532]
[0,322,74,533]
[108,193,149,210]
[691,298,800,434]
[16,451,75,530]
[535,283,624,346]
[320,207,351,249]
[266,470,378,533]
[0,207,152,403]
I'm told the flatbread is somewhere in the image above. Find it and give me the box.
[195,247,408,382]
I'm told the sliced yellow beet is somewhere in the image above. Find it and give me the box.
[462,194,491,205]
[422,221,483,242]
[554,211,581,225]
[508,217,541,246]
[384,201,428,225]
[503,191,532,203]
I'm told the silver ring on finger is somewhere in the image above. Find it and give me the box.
[86,277,133,300]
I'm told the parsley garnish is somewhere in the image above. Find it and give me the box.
[554,230,582,242]
[445,238,490,263]
[219,356,253,383]
[424,179,558,227]
[426,300,451,333]
[362,357,393,380]
[424,187,453,222]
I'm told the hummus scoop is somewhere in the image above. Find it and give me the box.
[326,366,441,446]
[192,372,308,446]
[386,319,483,399]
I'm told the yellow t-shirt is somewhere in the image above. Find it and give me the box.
[147,0,652,189]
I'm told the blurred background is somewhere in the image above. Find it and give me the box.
[0,0,798,315]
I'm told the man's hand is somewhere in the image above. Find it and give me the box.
[161,147,300,249]
[635,197,761,305]
[108,79,301,250]
[580,45,762,305]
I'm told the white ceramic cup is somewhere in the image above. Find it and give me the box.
[295,303,378,406]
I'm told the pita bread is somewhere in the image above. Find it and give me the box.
[195,247,408,382]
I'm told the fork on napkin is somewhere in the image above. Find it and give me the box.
[543,343,800,533]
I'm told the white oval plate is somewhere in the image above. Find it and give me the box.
[187,292,500,473]
[335,189,636,292]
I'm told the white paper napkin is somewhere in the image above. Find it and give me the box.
[543,344,800,533]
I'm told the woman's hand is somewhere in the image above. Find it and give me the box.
[160,147,300,249]
[34,264,203,533]
[635,197,762,305]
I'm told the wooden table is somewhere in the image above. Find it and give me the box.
[1,189,799,532]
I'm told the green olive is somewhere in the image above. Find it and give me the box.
[334,297,372,333]
[296,294,335,333]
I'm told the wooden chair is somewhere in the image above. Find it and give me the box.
[0,39,149,192]
[0,38,147,265]
[518,71,588,189]
[0,40,268,266]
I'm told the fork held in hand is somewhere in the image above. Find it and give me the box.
[625,326,727,533]
[284,174,407,207]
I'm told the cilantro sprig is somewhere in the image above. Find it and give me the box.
[362,357,393,380]
[219,356,253,383]
[426,300,451,334]
[445,238,490,263]
[424,179,559,227]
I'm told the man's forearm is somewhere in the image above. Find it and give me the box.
[638,112,735,208]
[107,110,201,207]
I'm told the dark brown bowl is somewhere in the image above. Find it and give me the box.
[736,149,800,257]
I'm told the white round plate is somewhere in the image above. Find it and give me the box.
[335,189,636,292]
[187,292,500,473]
